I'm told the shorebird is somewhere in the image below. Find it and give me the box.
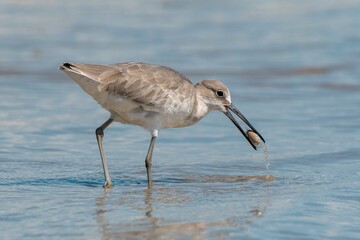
[60,62,265,188]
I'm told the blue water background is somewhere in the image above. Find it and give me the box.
[1,1,360,239]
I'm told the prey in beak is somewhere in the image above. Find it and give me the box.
[224,104,265,150]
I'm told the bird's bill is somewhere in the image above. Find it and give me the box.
[224,104,265,150]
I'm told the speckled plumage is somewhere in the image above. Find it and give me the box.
[61,62,203,130]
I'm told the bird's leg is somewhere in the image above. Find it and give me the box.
[95,118,114,188]
[145,130,158,189]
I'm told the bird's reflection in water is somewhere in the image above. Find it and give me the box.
[143,189,153,218]
[96,175,274,239]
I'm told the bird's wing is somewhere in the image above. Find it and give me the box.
[95,62,194,110]
[64,62,194,111]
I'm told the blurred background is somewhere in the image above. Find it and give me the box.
[1,0,360,239]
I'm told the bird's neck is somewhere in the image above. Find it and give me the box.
[190,84,211,122]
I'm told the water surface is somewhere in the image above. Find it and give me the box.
[1,1,360,239]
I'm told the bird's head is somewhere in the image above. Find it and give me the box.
[197,80,265,150]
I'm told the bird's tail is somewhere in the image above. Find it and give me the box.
[60,62,104,98]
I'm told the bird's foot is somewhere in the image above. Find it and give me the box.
[103,180,112,189]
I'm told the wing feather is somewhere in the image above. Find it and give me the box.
[97,62,194,110]
[64,62,194,111]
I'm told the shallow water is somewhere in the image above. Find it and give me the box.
[1,0,360,239]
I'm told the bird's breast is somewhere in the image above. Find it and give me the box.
[101,91,197,130]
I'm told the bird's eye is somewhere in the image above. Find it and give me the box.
[216,90,225,97]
